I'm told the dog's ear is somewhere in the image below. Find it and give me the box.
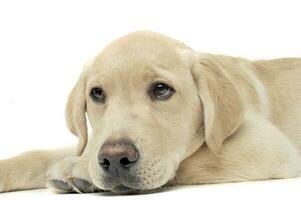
[191,54,244,154]
[65,74,87,156]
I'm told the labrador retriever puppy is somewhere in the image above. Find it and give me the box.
[0,31,300,194]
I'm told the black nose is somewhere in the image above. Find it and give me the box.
[98,140,139,177]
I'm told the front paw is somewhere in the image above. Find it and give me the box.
[48,178,100,193]
[47,156,102,193]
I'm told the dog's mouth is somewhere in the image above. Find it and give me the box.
[109,184,164,195]
[102,174,166,194]
[110,184,141,194]
[97,167,170,194]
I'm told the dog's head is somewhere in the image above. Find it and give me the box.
[65,31,244,193]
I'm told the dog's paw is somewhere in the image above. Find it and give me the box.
[47,156,102,193]
[48,178,100,193]
[48,179,73,192]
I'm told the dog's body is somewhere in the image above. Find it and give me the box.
[0,31,300,194]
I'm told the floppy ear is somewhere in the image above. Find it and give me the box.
[65,75,87,156]
[191,54,244,154]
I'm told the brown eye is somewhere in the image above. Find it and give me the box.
[90,87,105,103]
[150,82,175,101]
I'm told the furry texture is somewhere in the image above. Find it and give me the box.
[0,31,300,193]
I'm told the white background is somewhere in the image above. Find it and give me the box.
[0,0,300,199]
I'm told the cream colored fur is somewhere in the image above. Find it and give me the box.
[0,31,300,193]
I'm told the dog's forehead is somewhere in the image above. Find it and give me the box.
[89,31,190,74]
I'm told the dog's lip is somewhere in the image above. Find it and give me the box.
[110,184,139,194]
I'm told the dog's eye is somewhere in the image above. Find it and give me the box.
[150,82,175,101]
[90,87,105,103]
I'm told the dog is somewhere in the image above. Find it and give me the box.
[0,31,300,194]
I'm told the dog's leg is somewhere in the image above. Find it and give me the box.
[174,114,301,185]
[0,147,76,193]
[47,156,102,193]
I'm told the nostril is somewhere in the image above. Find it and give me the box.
[99,140,139,174]
[120,157,131,166]
[100,158,111,171]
